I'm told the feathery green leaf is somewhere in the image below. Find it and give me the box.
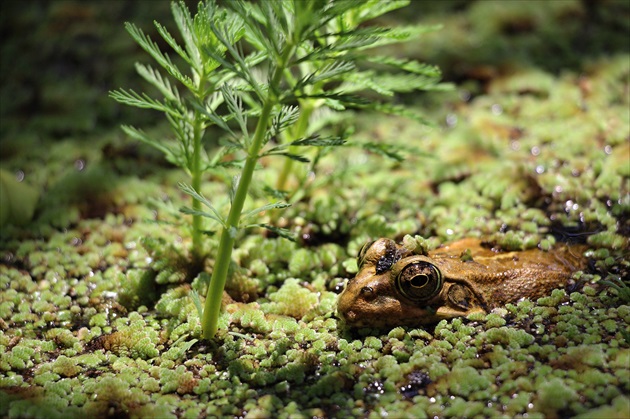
[178,182,226,227]
[240,201,291,223]
[245,223,296,241]
[124,22,195,90]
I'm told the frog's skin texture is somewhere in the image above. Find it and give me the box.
[337,238,587,328]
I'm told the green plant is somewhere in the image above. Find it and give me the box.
[110,0,445,339]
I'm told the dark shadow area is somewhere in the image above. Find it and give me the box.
[0,0,197,142]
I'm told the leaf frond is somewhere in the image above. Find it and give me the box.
[290,134,347,147]
[135,63,183,103]
[361,141,406,162]
[295,61,355,90]
[244,223,296,241]
[240,201,291,222]
[124,22,195,90]
[178,182,226,227]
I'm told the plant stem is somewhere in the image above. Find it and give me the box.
[190,68,208,262]
[191,112,203,261]
[202,45,295,339]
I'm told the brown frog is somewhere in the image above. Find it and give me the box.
[337,238,587,328]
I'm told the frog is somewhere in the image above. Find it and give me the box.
[337,237,587,328]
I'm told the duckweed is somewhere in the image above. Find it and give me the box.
[262,279,319,319]
[536,377,580,412]
[1,4,628,417]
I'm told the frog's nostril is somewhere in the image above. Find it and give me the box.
[344,310,356,321]
[360,286,375,300]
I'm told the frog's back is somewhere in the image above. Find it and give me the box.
[429,239,588,307]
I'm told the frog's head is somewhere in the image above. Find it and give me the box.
[337,238,485,328]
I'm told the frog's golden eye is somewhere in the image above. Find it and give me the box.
[357,240,375,268]
[395,261,442,302]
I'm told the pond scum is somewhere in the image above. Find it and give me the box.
[1,1,628,418]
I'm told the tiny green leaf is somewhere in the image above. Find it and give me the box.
[262,152,310,163]
[190,289,204,320]
[361,141,405,162]
[135,63,182,103]
[240,201,291,223]
[178,182,226,226]
[221,84,249,138]
[119,125,179,164]
[296,61,356,89]
[124,22,195,91]
[263,185,290,199]
[245,223,296,241]
[290,134,346,147]
[180,206,225,226]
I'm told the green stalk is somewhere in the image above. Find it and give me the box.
[202,45,295,339]
[190,68,208,262]
[190,112,203,261]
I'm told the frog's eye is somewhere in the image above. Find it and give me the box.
[395,261,442,302]
[357,240,375,268]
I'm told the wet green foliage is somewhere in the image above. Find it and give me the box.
[110,0,445,338]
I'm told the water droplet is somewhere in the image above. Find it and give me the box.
[74,159,85,171]
[446,228,454,235]
[535,165,545,174]
[531,146,540,156]
[446,114,457,127]
[15,170,25,182]
[604,145,612,154]
[491,103,503,115]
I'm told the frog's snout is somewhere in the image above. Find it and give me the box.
[336,286,354,321]
[339,307,356,323]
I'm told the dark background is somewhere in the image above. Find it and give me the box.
[1,0,628,143]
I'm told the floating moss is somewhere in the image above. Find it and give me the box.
[446,366,492,397]
[535,377,579,413]
[262,279,319,319]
